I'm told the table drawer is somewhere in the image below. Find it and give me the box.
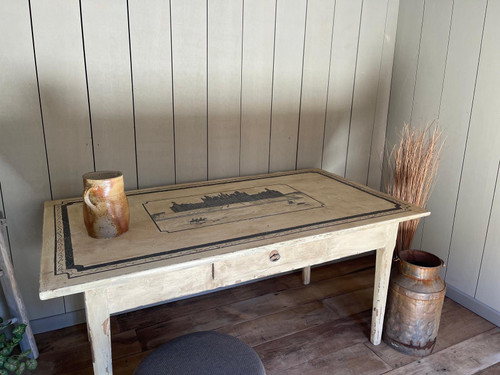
[214,225,389,287]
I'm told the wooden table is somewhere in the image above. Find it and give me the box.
[39,169,428,374]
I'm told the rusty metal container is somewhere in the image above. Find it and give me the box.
[383,249,446,356]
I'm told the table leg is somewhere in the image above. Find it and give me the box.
[302,266,311,285]
[84,290,112,375]
[370,223,398,345]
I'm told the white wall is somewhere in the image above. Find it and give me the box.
[387,0,500,325]
[0,0,398,332]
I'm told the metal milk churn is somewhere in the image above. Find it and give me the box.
[383,249,446,356]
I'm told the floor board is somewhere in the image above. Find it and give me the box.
[33,255,500,375]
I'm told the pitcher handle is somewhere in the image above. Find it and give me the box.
[84,187,98,212]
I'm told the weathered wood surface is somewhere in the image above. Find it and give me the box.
[371,224,397,345]
[40,169,426,298]
[385,328,500,375]
[84,290,112,375]
[365,297,496,369]
[278,342,392,375]
[33,255,500,375]
[39,170,426,374]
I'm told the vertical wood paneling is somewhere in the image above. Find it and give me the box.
[268,0,306,173]
[208,0,242,179]
[385,0,424,248]
[322,0,362,177]
[0,185,4,219]
[385,0,424,147]
[421,0,487,265]
[446,0,500,296]
[81,0,137,190]
[31,0,93,199]
[171,0,208,183]
[408,0,453,249]
[410,0,453,126]
[367,0,399,190]
[32,0,92,315]
[0,190,8,319]
[476,162,500,310]
[1,0,403,329]
[345,0,389,184]
[240,0,276,176]
[296,0,335,169]
[0,0,65,319]
[129,0,175,188]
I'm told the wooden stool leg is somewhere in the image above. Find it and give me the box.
[85,290,112,375]
[302,266,311,285]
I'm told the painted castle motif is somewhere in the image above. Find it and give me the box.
[170,188,284,213]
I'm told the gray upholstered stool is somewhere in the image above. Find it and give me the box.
[134,331,266,375]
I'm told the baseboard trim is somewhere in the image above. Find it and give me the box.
[446,284,500,327]
[30,309,86,334]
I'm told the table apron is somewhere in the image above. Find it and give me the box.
[104,223,393,315]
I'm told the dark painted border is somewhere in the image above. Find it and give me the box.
[54,170,406,278]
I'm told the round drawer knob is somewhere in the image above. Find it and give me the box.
[269,250,280,262]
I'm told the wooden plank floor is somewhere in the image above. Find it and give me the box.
[33,255,500,374]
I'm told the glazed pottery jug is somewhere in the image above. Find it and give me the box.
[82,171,129,239]
[383,249,446,356]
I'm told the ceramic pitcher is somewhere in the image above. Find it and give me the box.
[82,171,129,239]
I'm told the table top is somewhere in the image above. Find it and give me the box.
[39,169,428,299]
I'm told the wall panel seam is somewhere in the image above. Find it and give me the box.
[343,0,364,178]
[126,0,139,189]
[366,0,391,187]
[79,0,96,173]
[474,160,500,297]
[294,0,308,171]
[417,0,454,253]
[0,184,14,261]
[408,0,426,126]
[206,0,209,180]
[436,0,454,119]
[382,0,403,188]
[267,0,278,173]
[169,0,177,184]
[238,0,245,177]
[444,0,489,280]
[27,0,53,200]
[320,0,337,171]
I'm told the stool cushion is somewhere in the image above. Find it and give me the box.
[134,331,266,375]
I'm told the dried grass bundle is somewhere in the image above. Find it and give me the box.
[386,123,444,253]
